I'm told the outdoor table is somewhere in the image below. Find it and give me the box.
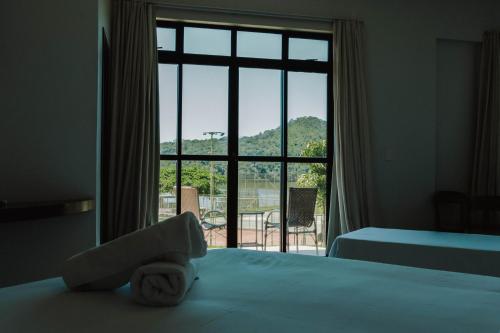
[238,211,265,250]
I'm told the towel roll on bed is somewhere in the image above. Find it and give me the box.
[130,261,198,306]
[62,212,207,291]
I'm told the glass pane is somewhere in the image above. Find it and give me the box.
[239,68,282,156]
[182,65,228,155]
[159,160,177,221]
[159,64,178,154]
[288,72,327,157]
[238,162,281,251]
[184,27,231,56]
[287,163,327,256]
[181,161,227,248]
[157,28,176,51]
[237,31,282,59]
[289,38,328,61]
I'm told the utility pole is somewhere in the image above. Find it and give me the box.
[203,131,224,211]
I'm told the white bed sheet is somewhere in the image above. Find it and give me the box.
[329,227,500,277]
[1,249,500,333]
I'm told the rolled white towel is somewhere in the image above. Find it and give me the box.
[130,261,198,306]
[62,212,207,291]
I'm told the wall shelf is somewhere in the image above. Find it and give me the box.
[0,199,95,223]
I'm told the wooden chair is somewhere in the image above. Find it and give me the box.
[434,191,470,232]
[180,186,226,245]
[470,196,500,234]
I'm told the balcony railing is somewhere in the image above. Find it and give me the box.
[159,193,326,255]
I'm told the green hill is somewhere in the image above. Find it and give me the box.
[160,116,326,156]
[159,117,327,196]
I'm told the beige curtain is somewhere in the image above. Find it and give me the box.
[102,0,160,242]
[326,20,374,254]
[471,31,500,196]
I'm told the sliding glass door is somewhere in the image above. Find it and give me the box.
[157,21,332,255]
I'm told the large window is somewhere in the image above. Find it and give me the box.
[157,21,332,255]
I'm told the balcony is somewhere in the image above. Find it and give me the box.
[159,189,327,256]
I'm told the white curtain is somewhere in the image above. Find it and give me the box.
[102,0,160,242]
[471,31,500,196]
[326,20,374,254]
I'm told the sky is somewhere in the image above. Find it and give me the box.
[158,28,328,143]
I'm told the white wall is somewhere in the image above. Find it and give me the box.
[436,40,479,193]
[0,0,110,286]
[97,0,112,245]
[157,0,497,230]
[496,3,500,29]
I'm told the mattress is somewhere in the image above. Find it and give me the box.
[1,249,500,333]
[329,227,500,277]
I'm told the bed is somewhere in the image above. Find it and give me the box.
[329,227,500,277]
[1,249,500,332]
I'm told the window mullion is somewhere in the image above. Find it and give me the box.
[280,33,289,253]
[175,26,184,216]
[226,28,239,248]
[324,38,334,246]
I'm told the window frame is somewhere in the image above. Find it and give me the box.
[157,20,333,253]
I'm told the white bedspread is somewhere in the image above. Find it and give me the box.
[1,249,500,333]
[329,227,500,277]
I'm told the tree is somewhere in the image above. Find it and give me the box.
[296,140,327,212]
[159,166,176,194]
[159,164,225,195]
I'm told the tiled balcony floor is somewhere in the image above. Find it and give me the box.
[205,228,326,256]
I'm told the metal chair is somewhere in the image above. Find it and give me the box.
[264,187,318,254]
[263,209,280,250]
[180,186,226,246]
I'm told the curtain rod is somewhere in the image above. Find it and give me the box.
[150,1,353,24]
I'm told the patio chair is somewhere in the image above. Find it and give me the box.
[264,187,319,254]
[180,186,226,246]
[263,209,280,250]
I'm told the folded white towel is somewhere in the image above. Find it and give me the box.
[130,261,198,306]
[62,212,207,291]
